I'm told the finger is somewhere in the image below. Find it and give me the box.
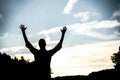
[19,25,22,28]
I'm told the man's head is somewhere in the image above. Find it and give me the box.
[38,39,46,49]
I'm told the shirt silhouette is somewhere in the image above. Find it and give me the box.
[20,24,67,79]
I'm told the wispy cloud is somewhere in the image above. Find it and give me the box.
[0,33,18,40]
[37,27,61,35]
[27,20,120,47]
[63,0,78,14]
[112,8,120,18]
[37,20,120,41]
[68,20,120,40]
[0,33,9,39]
[0,46,25,53]
[74,12,90,22]
[0,13,4,21]
[73,12,102,22]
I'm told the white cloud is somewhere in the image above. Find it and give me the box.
[74,12,90,22]
[0,46,25,53]
[63,0,78,14]
[112,8,120,18]
[0,33,19,39]
[68,20,120,40]
[82,30,117,40]
[0,33,9,39]
[73,12,102,22]
[68,20,120,31]
[37,26,61,35]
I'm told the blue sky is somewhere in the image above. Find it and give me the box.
[0,0,120,78]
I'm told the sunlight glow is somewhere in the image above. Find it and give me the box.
[51,40,119,77]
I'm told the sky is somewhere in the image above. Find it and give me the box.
[0,0,120,78]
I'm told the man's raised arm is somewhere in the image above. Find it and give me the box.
[19,24,34,49]
[50,26,67,55]
[58,26,67,48]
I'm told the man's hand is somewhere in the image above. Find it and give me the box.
[20,24,27,31]
[61,26,67,34]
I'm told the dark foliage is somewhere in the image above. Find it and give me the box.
[52,69,119,80]
[111,46,120,71]
[0,52,29,64]
[52,75,87,80]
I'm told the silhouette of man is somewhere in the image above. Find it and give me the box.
[20,24,67,80]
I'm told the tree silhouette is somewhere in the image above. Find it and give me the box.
[0,52,30,64]
[111,46,120,71]
[0,52,11,64]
